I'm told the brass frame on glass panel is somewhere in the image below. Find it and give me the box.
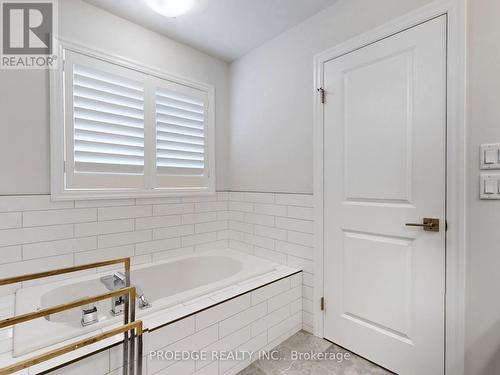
[0,258,142,375]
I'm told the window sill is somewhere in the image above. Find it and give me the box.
[50,187,216,201]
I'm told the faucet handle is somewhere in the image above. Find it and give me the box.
[81,304,98,326]
[111,295,125,316]
[136,286,144,297]
[135,286,151,309]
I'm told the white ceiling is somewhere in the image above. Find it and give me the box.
[84,0,339,61]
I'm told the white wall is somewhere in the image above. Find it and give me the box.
[0,0,230,194]
[466,0,500,373]
[228,0,434,193]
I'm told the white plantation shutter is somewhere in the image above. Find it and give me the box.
[64,50,146,189]
[153,80,210,189]
[73,65,145,174]
[56,47,215,198]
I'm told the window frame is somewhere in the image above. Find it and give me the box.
[50,40,216,200]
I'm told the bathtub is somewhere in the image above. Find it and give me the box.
[13,249,281,357]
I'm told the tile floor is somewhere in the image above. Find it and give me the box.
[238,330,393,375]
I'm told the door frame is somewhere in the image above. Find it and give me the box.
[312,1,467,374]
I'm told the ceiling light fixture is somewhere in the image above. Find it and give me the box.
[144,0,193,18]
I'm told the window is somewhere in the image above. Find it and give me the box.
[51,45,215,199]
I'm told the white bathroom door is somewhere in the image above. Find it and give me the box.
[322,16,446,375]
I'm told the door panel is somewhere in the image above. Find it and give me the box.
[323,16,446,375]
[344,50,413,203]
[342,231,412,339]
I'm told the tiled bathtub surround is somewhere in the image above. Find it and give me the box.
[225,192,314,333]
[0,193,230,358]
[6,272,302,375]
[0,191,313,370]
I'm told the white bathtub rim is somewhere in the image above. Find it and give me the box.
[17,248,265,301]
[13,249,286,357]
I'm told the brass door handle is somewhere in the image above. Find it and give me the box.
[405,218,440,232]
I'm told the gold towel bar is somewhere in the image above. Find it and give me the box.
[0,287,136,329]
[0,258,141,375]
[0,320,143,375]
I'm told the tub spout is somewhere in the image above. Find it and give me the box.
[113,271,126,286]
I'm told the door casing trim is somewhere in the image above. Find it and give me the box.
[312,1,466,374]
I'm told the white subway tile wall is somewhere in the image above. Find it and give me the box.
[226,192,314,333]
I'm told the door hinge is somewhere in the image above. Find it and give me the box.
[320,297,325,311]
[317,88,325,104]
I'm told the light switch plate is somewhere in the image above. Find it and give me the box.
[480,174,500,199]
[480,144,500,169]
[484,179,497,194]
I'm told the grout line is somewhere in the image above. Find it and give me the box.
[220,190,313,195]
